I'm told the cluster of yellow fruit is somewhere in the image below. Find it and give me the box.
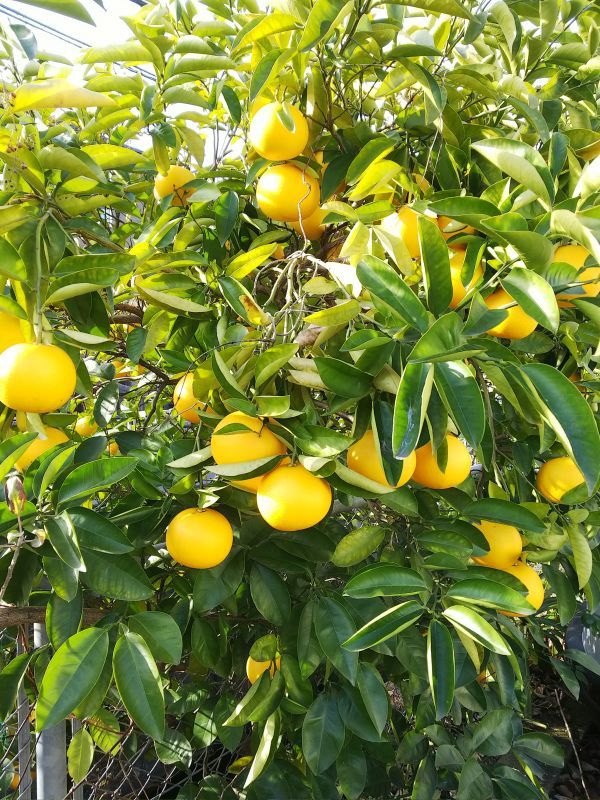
[165,411,332,570]
[472,520,544,615]
[347,429,472,490]
[398,205,599,339]
[250,102,325,240]
[0,336,76,471]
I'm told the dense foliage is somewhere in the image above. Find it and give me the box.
[1,0,600,797]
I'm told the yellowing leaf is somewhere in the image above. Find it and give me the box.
[13,79,117,111]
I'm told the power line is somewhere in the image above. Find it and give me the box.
[0,2,156,82]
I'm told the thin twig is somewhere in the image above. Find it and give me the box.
[554,688,591,800]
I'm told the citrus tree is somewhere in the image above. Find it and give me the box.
[0,0,599,797]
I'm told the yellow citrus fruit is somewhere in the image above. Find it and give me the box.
[257,463,332,531]
[246,654,281,684]
[346,429,416,488]
[472,521,522,569]
[438,215,475,247]
[290,206,326,240]
[173,373,208,424]
[75,415,98,437]
[535,456,585,503]
[502,561,544,615]
[108,442,120,456]
[211,412,287,493]
[166,507,233,569]
[15,426,69,472]
[0,343,77,413]
[484,288,537,340]
[154,165,196,207]
[553,244,600,307]
[412,434,471,490]
[273,244,286,259]
[449,249,484,309]
[249,101,309,162]
[0,311,25,354]
[397,206,421,259]
[256,164,320,222]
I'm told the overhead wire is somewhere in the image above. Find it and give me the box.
[0,2,156,82]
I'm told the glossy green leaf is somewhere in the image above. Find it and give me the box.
[113,632,165,741]
[57,457,138,508]
[128,612,183,665]
[301,693,345,774]
[442,605,511,655]
[332,525,386,567]
[393,362,433,458]
[343,600,423,651]
[68,727,94,783]
[357,256,429,332]
[344,564,427,598]
[427,620,455,719]
[434,361,485,448]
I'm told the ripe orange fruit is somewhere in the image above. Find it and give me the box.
[211,412,287,493]
[166,507,233,569]
[484,288,537,339]
[412,434,471,490]
[553,244,600,307]
[347,429,416,488]
[0,311,25,354]
[536,456,585,503]
[108,442,120,456]
[246,654,281,684]
[472,521,522,569]
[257,463,332,531]
[173,373,208,424]
[0,343,76,413]
[249,101,309,162]
[75,415,98,437]
[438,215,475,247]
[154,165,195,207]
[397,206,421,259]
[256,164,320,222]
[15,426,69,472]
[502,561,544,615]
[290,206,326,240]
[449,249,484,308]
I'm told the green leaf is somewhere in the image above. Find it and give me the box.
[393,363,433,458]
[81,549,153,601]
[193,551,245,613]
[69,508,133,553]
[445,579,535,615]
[337,739,367,800]
[44,514,85,571]
[344,564,427,598]
[332,525,386,567]
[37,628,109,731]
[393,0,472,19]
[442,605,511,655]
[472,139,554,208]
[244,710,280,787]
[155,728,193,767]
[357,662,388,735]
[46,590,83,649]
[128,612,183,665]
[304,299,361,327]
[0,651,33,720]
[342,600,423,651]
[457,755,492,800]
[427,620,455,719]
[357,256,429,332]
[346,139,395,185]
[0,236,26,281]
[419,215,452,314]
[567,525,592,590]
[461,498,545,532]
[0,432,37,480]
[57,457,138,508]
[255,343,298,390]
[315,597,358,684]
[214,191,239,246]
[113,632,165,741]
[212,350,247,400]
[82,42,153,63]
[502,268,559,332]
[249,48,285,102]
[15,0,93,23]
[513,733,564,769]
[249,564,291,626]
[67,728,94,783]
[549,209,600,265]
[521,364,600,493]
[301,693,345,774]
[93,381,119,428]
[314,357,371,398]
[434,361,485,449]
[298,0,351,51]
